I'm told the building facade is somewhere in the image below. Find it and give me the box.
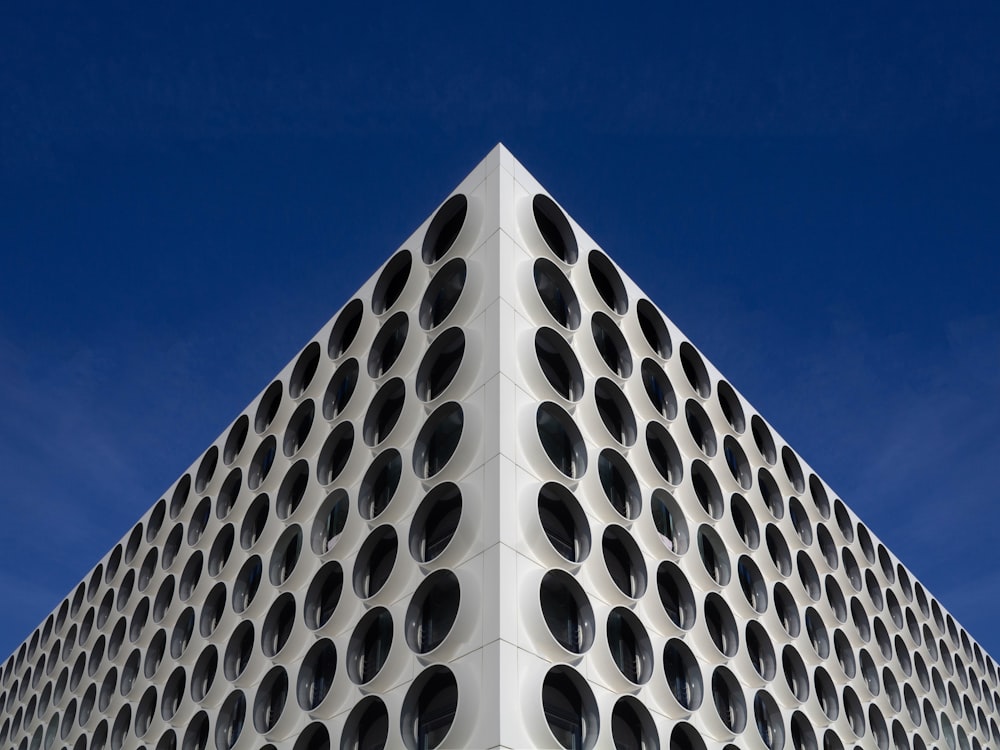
[1,145,997,750]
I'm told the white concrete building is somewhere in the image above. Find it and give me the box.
[1,145,997,750]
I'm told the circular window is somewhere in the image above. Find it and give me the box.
[533,258,580,330]
[191,646,217,703]
[420,258,466,330]
[297,639,336,711]
[283,400,314,458]
[195,447,218,494]
[724,436,752,490]
[240,494,269,550]
[591,312,632,378]
[354,526,397,599]
[642,359,677,420]
[317,422,353,485]
[261,595,295,658]
[606,607,651,683]
[328,299,364,360]
[704,593,739,657]
[216,468,241,521]
[647,422,682,485]
[539,571,594,654]
[248,436,277,491]
[651,489,688,554]
[781,446,805,494]
[611,697,658,750]
[368,311,409,378]
[712,666,747,733]
[223,622,254,681]
[809,474,831,519]
[537,402,587,479]
[200,582,226,638]
[252,666,288,734]
[373,250,412,315]
[754,691,785,749]
[587,250,627,314]
[348,608,393,684]
[275,460,308,521]
[738,555,768,613]
[169,476,190,520]
[541,666,597,750]
[410,482,462,563]
[751,415,777,465]
[416,329,465,402]
[289,342,321,399]
[746,621,776,680]
[422,194,468,264]
[595,379,636,446]
[401,666,459,750]
[664,639,703,709]
[341,698,388,750]
[657,561,695,630]
[603,526,646,598]
[532,195,578,264]
[685,400,716,457]
[636,299,671,359]
[679,342,711,398]
[698,525,731,586]
[311,489,348,555]
[406,570,461,654]
[269,526,302,587]
[765,524,791,576]
[598,449,641,520]
[255,381,283,435]
[535,328,584,401]
[223,416,249,467]
[414,402,464,479]
[322,358,359,420]
[774,582,800,637]
[359,449,402,520]
[731,493,760,550]
[538,483,590,563]
[232,556,262,614]
[304,561,343,631]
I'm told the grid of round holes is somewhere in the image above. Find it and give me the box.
[517,196,999,750]
[2,186,998,750]
[0,193,481,750]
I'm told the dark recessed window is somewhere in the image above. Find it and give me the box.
[283,400,314,458]
[232,556,262,615]
[248,436,277,491]
[414,403,464,479]
[738,556,767,613]
[595,379,636,446]
[402,667,458,750]
[754,691,785,750]
[252,666,288,734]
[607,608,651,683]
[731,494,760,550]
[542,667,597,750]
[642,359,677,420]
[354,526,397,599]
[774,582,800,637]
[679,342,711,398]
[304,561,343,631]
[349,609,393,684]
[416,329,465,402]
[692,460,723,519]
[592,312,632,378]
[535,328,584,401]
[698,525,731,586]
[297,640,336,711]
[652,489,688,554]
[540,571,594,654]
[751,415,777,465]
[372,250,412,315]
[216,468,241,520]
[603,526,646,599]
[704,593,739,656]
[269,526,302,587]
[276,460,309,520]
[261,594,295,658]
[406,571,461,654]
[724,437,752,490]
[422,194,468,264]
[809,474,831,519]
[537,403,586,479]
[657,561,696,630]
[611,697,657,750]
[358,449,402,521]
[322,358,358,420]
[598,449,640,520]
[368,312,409,378]
[317,423,354,485]
[685,400,716,456]
[223,623,254,681]
[587,250,627,314]
[746,621,776,680]
[636,299,671,359]
[712,667,748,733]
[240,494,269,551]
[223,416,249,467]
[311,490,348,555]
[328,299,364,359]
[420,258,466,330]
[664,639,702,710]
[255,381,283,435]
[533,195,578,264]
[647,422,682,485]
[534,258,581,330]
[289,342,321,399]
[410,483,462,563]
[538,483,590,563]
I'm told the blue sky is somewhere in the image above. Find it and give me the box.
[1,1,998,661]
